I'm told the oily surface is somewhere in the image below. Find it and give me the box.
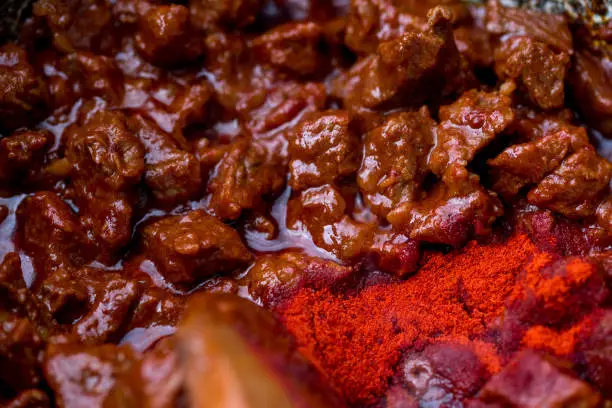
[0,0,612,407]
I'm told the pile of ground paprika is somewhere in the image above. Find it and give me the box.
[277,234,607,405]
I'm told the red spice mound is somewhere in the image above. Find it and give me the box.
[278,234,604,405]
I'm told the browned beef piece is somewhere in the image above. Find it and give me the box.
[0,253,52,394]
[141,210,252,287]
[245,251,355,306]
[66,110,145,258]
[357,108,435,217]
[17,192,93,273]
[0,45,47,131]
[344,0,469,55]
[33,0,115,52]
[131,115,201,206]
[428,83,515,178]
[488,128,589,198]
[205,139,285,220]
[485,0,573,53]
[287,184,376,260]
[0,129,52,184]
[48,52,124,108]
[494,36,569,110]
[251,22,325,76]
[44,343,136,408]
[135,4,205,66]
[570,48,612,137]
[527,147,612,219]
[105,338,182,407]
[344,0,426,55]
[288,110,360,191]
[332,6,474,115]
[388,168,503,247]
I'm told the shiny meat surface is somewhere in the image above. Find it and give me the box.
[0,0,611,407]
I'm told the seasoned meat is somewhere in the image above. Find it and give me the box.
[135,5,205,66]
[288,110,360,191]
[0,45,47,131]
[494,36,569,110]
[141,210,252,287]
[428,82,515,178]
[1,0,612,406]
[357,108,435,217]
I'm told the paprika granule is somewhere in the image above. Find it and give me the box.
[278,234,607,405]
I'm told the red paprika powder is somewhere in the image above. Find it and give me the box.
[278,234,606,405]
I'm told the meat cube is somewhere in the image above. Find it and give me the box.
[33,0,114,53]
[0,315,46,394]
[239,81,327,150]
[388,170,503,247]
[33,267,89,319]
[357,108,435,217]
[570,48,612,137]
[44,343,136,408]
[453,22,493,68]
[0,254,51,394]
[34,265,140,344]
[66,110,144,256]
[339,7,473,112]
[289,110,360,191]
[0,44,47,131]
[79,190,136,259]
[287,184,375,260]
[245,251,354,306]
[215,77,326,163]
[189,0,261,31]
[251,22,324,76]
[51,52,124,108]
[477,351,600,408]
[0,129,52,184]
[488,129,589,198]
[527,148,612,219]
[126,288,184,334]
[142,210,252,287]
[0,252,54,331]
[66,110,144,192]
[206,139,285,220]
[106,338,181,407]
[344,0,427,55]
[163,80,213,137]
[509,108,576,142]
[17,192,92,272]
[71,268,140,344]
[494,36,569,110]
[428,83,515,178]
[369,231,420,278]
[485,0,572,53]
[135,5,205,66]
[579,311,612,396]
[131,116,201,206]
